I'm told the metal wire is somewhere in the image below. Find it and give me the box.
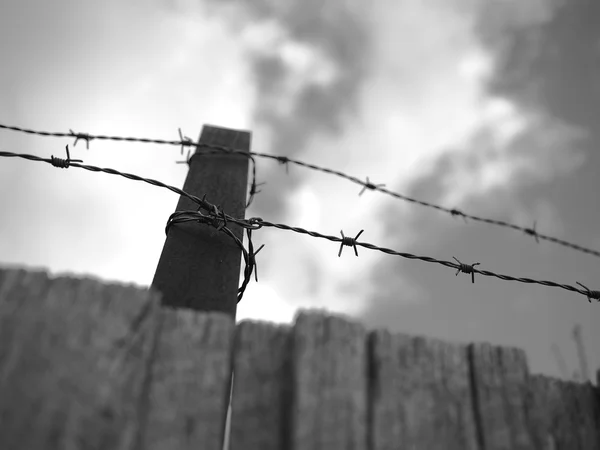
[2,122,598,260]
[2,148,597,303]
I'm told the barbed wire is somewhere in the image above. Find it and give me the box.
[1,147,259,302]
[185,149,600,261]
[1,147,599,303]
[2,122,599,260]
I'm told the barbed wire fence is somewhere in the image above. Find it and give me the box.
[0,131,598,304]
[3,122,599,259]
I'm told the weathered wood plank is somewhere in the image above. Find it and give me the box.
[468,343,536,449]
[0,267,162,450]
[229,320,292,450]
[528,375,600,450]
[369,330,478,450]
[145,310,235,450]
[0,267,235,450]
[291,310,368,450]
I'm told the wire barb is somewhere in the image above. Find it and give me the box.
[524,221,540,243]
[247,231,265,283]
[453,257,480,284]
[249,180,266,197]
[246,156,261,209]
[450,208,468,223]
[51,145,83,169]
[276,156,290,174]
[178,128,193,155]
[208,204,227,231]
[175,149,192,165]
[575,282,600,303]
[69,129,93,149]
[338,229,364,257]
[359,177,386,196]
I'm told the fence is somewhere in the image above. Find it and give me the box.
[1,123,600,306]
[1,122,599,449]
[1,266,598,450]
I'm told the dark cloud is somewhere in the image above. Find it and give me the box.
[357,0,600,376]
[476,0,600,245]
[478,0,600,129]
[202,0,372,220]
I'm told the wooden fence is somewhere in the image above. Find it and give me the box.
[0,266,598,449]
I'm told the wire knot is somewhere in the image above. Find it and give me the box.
[576,282,600,303]
[359,176,385,196]
[276,156,290,174]
[338,229,364,257]
[51,145,82,169]
[524,221,539,243]
[453,257,480,284]
[69,129,93,149]
[207,204,227,231]
[450,208,467,223]
[248,217,264,230]
[178,128,193,155]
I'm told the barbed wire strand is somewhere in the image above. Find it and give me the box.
[2,122,598,259]
[193,148,600,260]
[175,138,261,209]
[1,148,599,303]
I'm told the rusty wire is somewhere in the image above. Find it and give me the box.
[1,148,599,303]
[2,122,599,260]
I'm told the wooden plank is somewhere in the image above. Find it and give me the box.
[229,320,293,450]
[146,310,235,450]
[0,267,53,310]
[528,375,600,450]
[151,124,251,317]
[0,267,236,450]
[369,330,478,450]
[291,310,368,450]
[468,343,536,449]
[0,267,162,450]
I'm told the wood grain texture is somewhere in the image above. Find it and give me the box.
[291,310,368,450]
[0,267,235,450]
[369,330,478,450]
[229,320,292,450]
[145,310,235,450]
[528,375,600,450]
[0,267,162,450]
[4,267,600,449]
[468,343,536,450]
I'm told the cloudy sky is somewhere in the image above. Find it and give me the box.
[1,0,599,379]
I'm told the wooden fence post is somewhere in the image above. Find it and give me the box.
[151,125,251,318]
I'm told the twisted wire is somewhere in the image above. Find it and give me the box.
[244,217,598,300]
[2,122,596,259]
[198,148,600,260]
[165,210,263,302]
[1,148,599,303]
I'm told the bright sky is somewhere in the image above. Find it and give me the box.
[1,0,599,380]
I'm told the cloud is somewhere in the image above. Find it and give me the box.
[428,104,586,209]
[200,0,372,220]
[359,0,600,338]
[478,0,600,132]
[216,0,540,315]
